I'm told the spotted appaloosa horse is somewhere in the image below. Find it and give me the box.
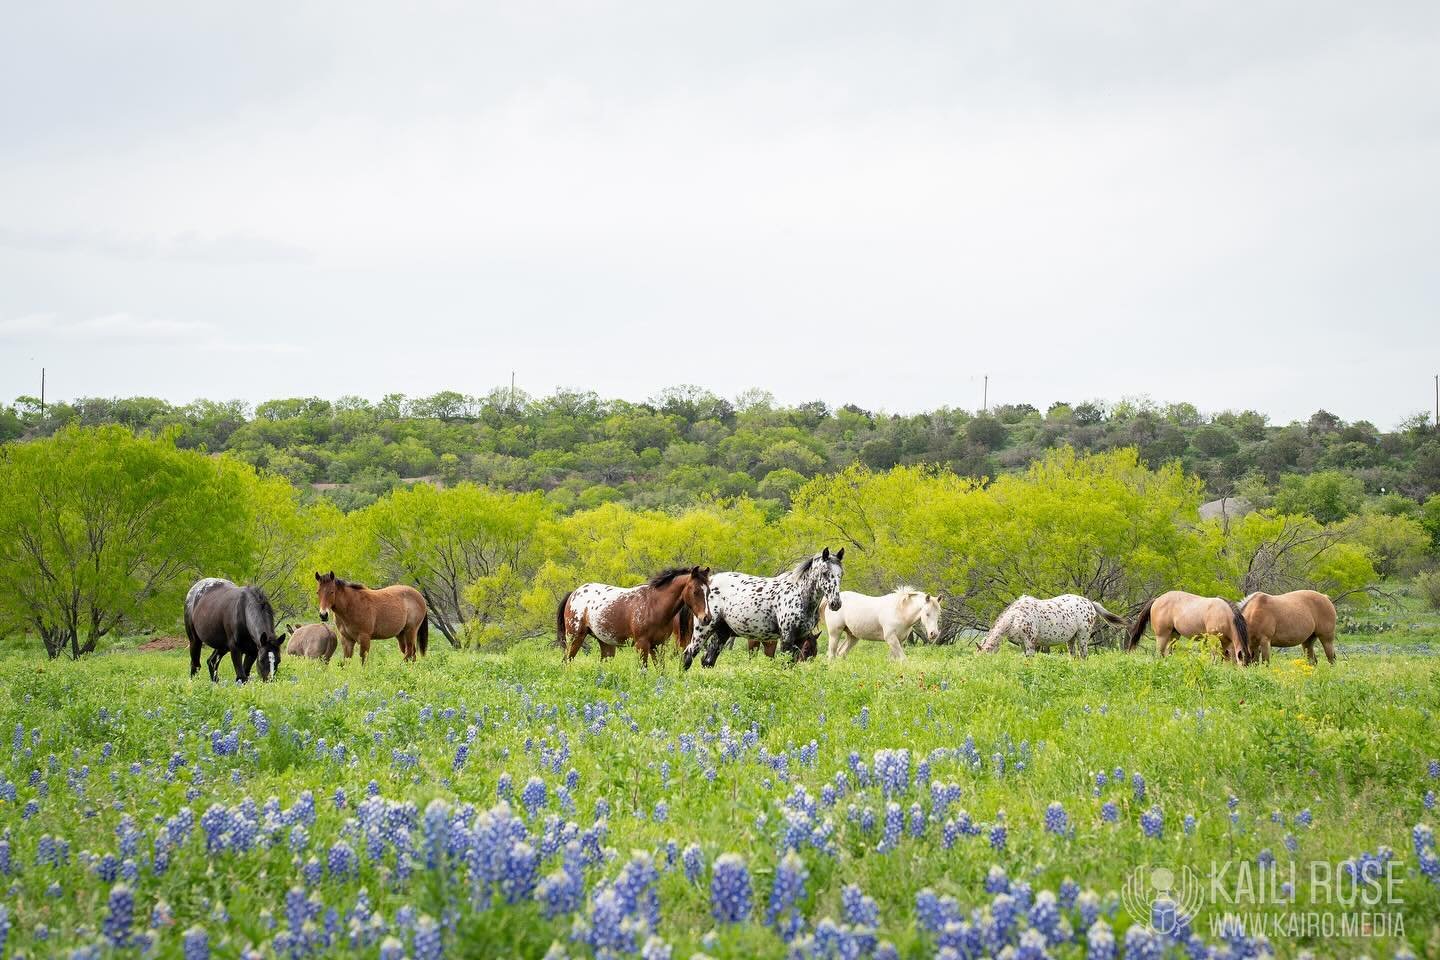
[978,594,1128,658]
[681,548,845,670]
[558,567,713,666]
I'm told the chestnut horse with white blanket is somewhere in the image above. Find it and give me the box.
[1238,590,1337,664]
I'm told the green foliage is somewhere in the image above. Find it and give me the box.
[1342,511,1430,578]
[0,427,251,657]
[1272,470,1365,524]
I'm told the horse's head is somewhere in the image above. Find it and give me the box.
[315,571,338,621]
[919,593,943,642]
[816,547,845,611]
[683,566,714,626]
[256,628,285,681]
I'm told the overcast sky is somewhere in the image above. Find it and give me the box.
[2,2,1438,426]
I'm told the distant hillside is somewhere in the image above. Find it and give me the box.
[4,387,1438,513]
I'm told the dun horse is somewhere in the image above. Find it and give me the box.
[1238,590,1337,664]
[315,571,429,665]
[558,567,713,666]
[286,622,338,662]
[1127,590,1248,664]
[185,578,286,682]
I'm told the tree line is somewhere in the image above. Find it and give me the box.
[4,387,1440,516]
[5,425,1433,659]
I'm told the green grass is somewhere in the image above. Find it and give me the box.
[0,639,1436,958]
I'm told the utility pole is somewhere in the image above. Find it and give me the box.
[511,370,516,411]
[982,375,988,414]
[1434,373,1438,429]
[40,366,45,419]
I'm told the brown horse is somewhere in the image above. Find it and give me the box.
[1127,590,1249,664]
[747,629,820,661]
[315,571,429,665]
[285,622,338,662]
[1239,590,1337,664]
[558,567,712,666]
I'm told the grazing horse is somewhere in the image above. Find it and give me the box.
[315,571,429,665]
[978,594,1128,658]
[1238,590,1337,665]
[825,588,942,661]
[1127,590,1248,664]
[285,623,338,662]
[557,567,713,666]
[681,548,845,670]
[185,578,286,682]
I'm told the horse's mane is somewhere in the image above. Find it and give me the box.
[647,567,693,588]
[340,578,367,590]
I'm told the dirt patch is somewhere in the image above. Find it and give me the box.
[133,636,187,652]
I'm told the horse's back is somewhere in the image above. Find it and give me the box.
[288,623,335,658]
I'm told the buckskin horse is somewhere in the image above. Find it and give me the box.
[1127,590,1249,664]
[185,578,286,682]
[558,566,713,666]
[315,571,429,665]
[1238,590,1337,665]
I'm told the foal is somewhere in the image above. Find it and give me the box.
[558,567,713,666]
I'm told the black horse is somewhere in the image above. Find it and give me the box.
[184,578,286,682]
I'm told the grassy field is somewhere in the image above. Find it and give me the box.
[0,638,1436,959]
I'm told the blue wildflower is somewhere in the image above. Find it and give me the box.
[710,853,752,924]
[103,882,133,947]
[1140,807,1164,840]
[1044,802,1069,837]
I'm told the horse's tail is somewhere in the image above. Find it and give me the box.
[556,591,572,648]
[1092,601,1128,628]
[417,617,430,656]
[1127,598,1155,650]
[1228,600,1250,663]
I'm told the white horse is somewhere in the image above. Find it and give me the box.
[978,594,1128,658]
[824,588,942,661]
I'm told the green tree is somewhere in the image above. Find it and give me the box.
[0,427,251,657]
[1272,471,1364,524]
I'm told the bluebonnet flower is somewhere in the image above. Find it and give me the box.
[765,850,808,938]
[183,926,210,960]
[414,915,442,960]
[497,773,513,799]
[334,787,347,810]
[1140,807,1164,840]
[653,800,669,823]
[1258,848,1275,868]
[841,884,879,926]
[879,803,903,852]
[989,822,1007,851]
[857,707,869,729]
[1058,878,1080,908]
[1044,802,1070,837]
[1086,919,1116,960]
[1131,773,1146,804]
[1284,833,1298,853]
[103,883,134,947]
[985,865,1009,894]
[521,776,547,816]
[379,937,404,960]
[1183,815,1196,836]
[1425,791,1436,812]
[908,803,925,838]
[304,857,323,886]
[1123,924,1162,960]
[1101,802,1119,823]
[710,853,752,923]
[453,742,469,771]
[682,843,705,883]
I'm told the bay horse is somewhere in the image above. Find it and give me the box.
[1127,590,1248,664]
[285,622,338,662]
[1238,590,1337,665]
[746,627,822,661]
[825,588,943,661]
[681,548,844,670]
[184,578,286,682]
[315,571,429,664]
[977,594,1127,658]
[557,567,713,666]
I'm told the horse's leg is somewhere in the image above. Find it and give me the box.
[599,642,616,659]
[700,621,733,668]
[1317,631,1336,665]
[1156,628,1173,657]
[358,636,371,666]
[190,637,203,677]
[206,648,224,683]
[884,631,906,661]
[230,649,248,683]
[763,640,778,658]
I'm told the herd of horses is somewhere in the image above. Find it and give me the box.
[183,547,1340,683]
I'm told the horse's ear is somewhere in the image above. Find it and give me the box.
[314,571,321,581]
[327,570,335,580]
[702,566,711,577]
[821,547,830,560]
[835,547,845,562]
